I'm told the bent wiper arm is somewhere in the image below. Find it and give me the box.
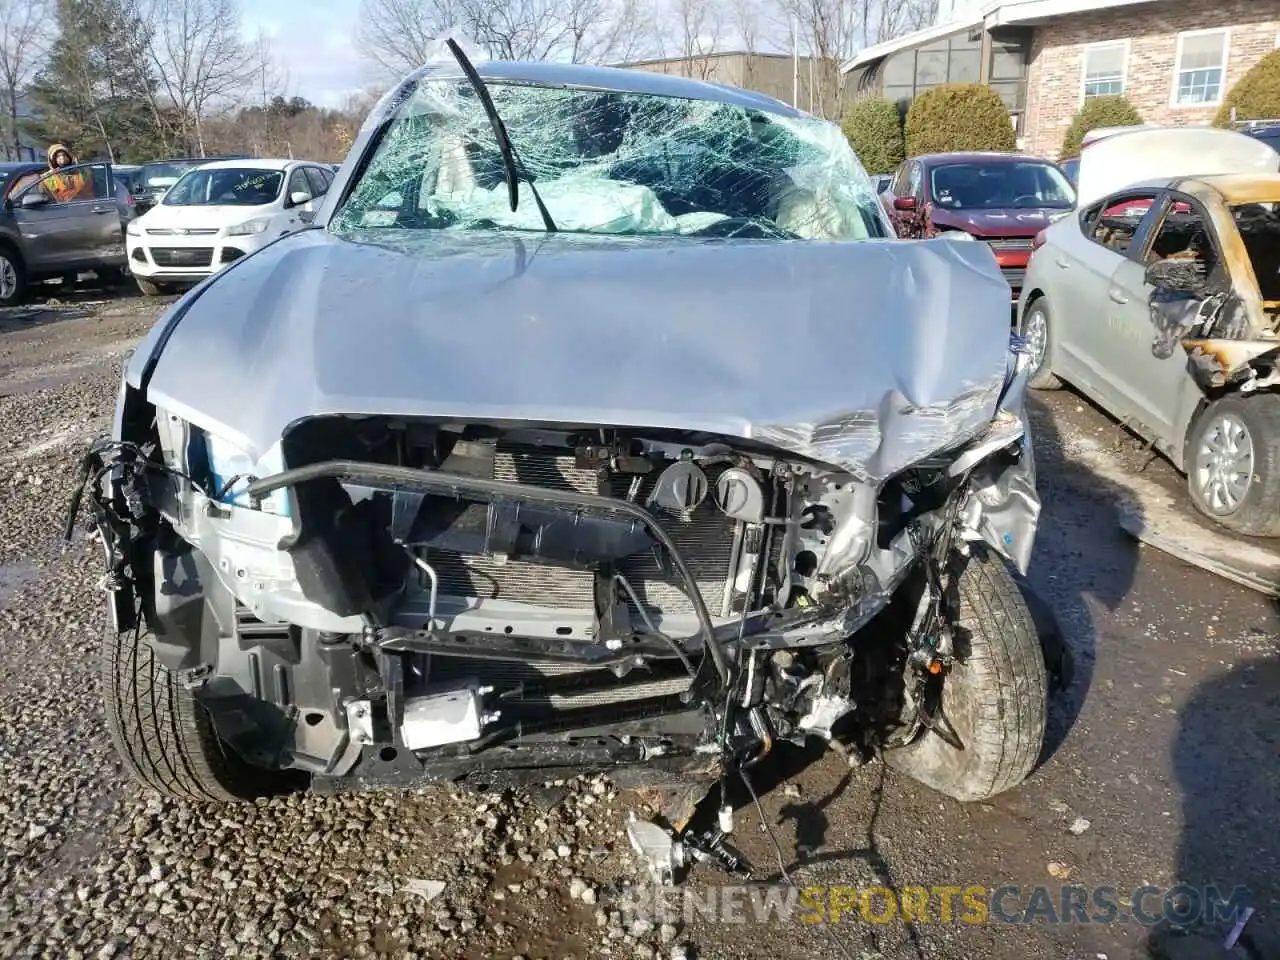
[445,38,557,233]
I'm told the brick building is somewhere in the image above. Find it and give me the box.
[842,0,1280,159]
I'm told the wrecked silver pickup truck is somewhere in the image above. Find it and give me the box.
[72,51,1048,856]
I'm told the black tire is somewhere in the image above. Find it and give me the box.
[135,277,168,297]
[1021,296,1062,391]
[1185,394,1280,537]
[884,547,1048,802]
[0,247,26,307]
[102,618,300,802]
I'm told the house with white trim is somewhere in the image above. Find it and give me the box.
[841,0,1280,159]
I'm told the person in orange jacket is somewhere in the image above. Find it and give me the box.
[43,143,89,202]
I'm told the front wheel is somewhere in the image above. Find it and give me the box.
[883,547,1048,802]
[0,248,26,306]
[1021,297,1061,390]
[1186,394,1280,537]
[102,618,303,802]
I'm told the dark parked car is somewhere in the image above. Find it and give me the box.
[881,152,1076,299]
[1238,119,1280,155]
[0,160,129,305]
[131,155,252,214]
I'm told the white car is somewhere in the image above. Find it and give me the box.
[126,159,335,295]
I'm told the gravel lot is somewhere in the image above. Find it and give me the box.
[1,292,1277,960]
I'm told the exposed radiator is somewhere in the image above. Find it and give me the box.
[417,445,740,616]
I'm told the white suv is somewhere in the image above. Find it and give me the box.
[126,159,335,295]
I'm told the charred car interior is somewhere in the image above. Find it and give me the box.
[73,49,1053,880]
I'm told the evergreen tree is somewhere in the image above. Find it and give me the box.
[24,0,160,162]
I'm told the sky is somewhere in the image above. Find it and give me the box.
[242,0,371,109]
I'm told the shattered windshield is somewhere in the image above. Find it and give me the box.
[331,81,887,240]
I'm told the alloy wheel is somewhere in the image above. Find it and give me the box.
[1023,306,1048,376]
[0,256,17,301]
[1194,412,1254,514]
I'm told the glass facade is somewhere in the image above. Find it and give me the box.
[882,29,986,105]
[877,27,1029,133]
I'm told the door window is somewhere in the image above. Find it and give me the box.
[1145,198,1223,285]
[906,162,922,199]
[304,166,330,197]
[287,167,312,202]
[24,163,110,204]
[1084,191,1161,255]
[889,163,907,197]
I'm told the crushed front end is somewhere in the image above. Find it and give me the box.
[76,334,1039,838]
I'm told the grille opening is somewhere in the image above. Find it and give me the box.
[149,247,214,268]
[412,443,745,619]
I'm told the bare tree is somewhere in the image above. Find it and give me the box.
[0,0,47,159]
[563,0,657,65]
[670,0,725,79]
[772,0,860,118]
[727,0,762,86]
[249,29,288,111]
[143,0,257,156]
[455,0,570,60]
[355,0,460,82]
[237,29,292,155]
[875,0,935,42]
[356,0,661,78]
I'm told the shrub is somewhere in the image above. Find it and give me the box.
[1214,49,1280,126]
[1059,95,1144,158]
[840,96,905,175]
[904,84,1016,156]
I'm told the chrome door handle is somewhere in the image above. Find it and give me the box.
[93,208,112,214]
[1054,256,1070,268]
[1108,288,1128,304]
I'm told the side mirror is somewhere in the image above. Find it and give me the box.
[893,196,917,211]
[1144,257,1207,295]
[289,191,312,207]
[20,192,49,209]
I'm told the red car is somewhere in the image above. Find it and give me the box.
[881,152,1076,298]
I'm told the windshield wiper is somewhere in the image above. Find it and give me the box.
[445,39,557,233]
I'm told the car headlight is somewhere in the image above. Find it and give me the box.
[225,217,271,237]
[126,221,142,237]
[201,431,290,516]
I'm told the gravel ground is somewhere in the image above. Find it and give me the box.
[1,293,1277,960]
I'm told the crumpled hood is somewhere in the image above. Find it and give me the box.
[931,207,1064,238]
[131,229,1014,482]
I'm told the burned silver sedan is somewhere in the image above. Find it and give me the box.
[75,53,1048,852]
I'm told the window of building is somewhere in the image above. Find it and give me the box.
[1172,29,1229,107]
[916,46,949,86]
[878,28,1007,109]
[1081,41,1127,100]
